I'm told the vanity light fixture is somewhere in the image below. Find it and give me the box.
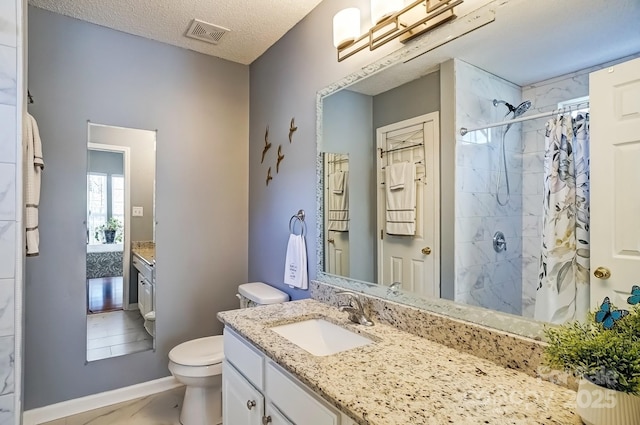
[333,0,463,62]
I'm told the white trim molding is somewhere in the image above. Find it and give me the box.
[22,377,182,425]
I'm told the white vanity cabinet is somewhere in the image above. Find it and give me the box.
[132,253,154,318]
[223,328,357,425]
[222,361,265,425]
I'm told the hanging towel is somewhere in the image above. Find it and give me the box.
[330,171,346,194]
[328,171,349,232]
[385,162,416,235]
[284,234,308,290]
[24,113,44,256]
[387,161,409,190]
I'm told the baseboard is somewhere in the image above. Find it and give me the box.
[23,376,182,425]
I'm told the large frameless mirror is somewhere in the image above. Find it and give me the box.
[86,122,156,362]
[316,0,640,338]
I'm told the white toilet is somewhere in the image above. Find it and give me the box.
[168,282,289,425]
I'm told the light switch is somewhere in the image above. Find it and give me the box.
[132,206,144,217]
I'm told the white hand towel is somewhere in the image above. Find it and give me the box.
[385,162,416,236]
[330,171,346,194]
[284,234,308,290]
[387,161,409,190]
[24,113,44,256]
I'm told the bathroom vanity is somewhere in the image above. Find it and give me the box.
[218,298,582,425]
[223,328,357,425]
[132,249,155,329]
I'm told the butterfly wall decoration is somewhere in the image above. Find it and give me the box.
[595,297,629,330]
[628,285,640,305]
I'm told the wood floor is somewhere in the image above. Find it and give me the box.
[87,276,123,314]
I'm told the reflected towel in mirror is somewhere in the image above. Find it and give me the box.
[385,162,416,235]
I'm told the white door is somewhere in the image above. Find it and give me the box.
[376,112,440,297]
[590,56,640,308]
[222,362,264,425]
[324,153,350,276]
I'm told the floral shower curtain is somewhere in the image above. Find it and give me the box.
[534,113,590,324]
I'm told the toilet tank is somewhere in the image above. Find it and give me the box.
[237,282,289,308]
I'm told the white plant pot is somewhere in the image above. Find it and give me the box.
[576,378,640,425]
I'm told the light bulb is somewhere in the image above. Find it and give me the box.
[333,8,361,49]
[371,0,405,24]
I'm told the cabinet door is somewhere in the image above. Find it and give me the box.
[265,403,294,425]
[223,361,264,425]
[137,274,146,314]
[265,361,339,425]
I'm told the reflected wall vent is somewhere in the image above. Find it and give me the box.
[185,19,230,45]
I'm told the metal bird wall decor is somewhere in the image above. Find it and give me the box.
[288,117,298,143]
[277,145,285,173]
[266,167,273,186]
[261,125,272,163]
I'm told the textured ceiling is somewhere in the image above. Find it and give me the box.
[28,0,324,65]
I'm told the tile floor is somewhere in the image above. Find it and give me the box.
[41,387,185,425]
[87,310,154,362]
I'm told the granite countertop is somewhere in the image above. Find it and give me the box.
[218,299,581,425]
[132,248,155,266]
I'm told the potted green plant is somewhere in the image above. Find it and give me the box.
[94,217,123,244]
[544,286,640,425]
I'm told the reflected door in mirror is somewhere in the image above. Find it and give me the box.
[377,113,440,298]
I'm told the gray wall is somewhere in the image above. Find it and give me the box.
[89,124,156,242]
[373,71,441,129]
[248,0,406,300]
[322,90,374,282]
[25,6,249,409]
[0,0,23,421]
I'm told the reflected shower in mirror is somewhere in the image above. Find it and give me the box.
[323,153,350,277]
[86,123,156,362]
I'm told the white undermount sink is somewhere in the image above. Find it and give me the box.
[270,319,373,356]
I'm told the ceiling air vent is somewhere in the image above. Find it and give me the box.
[185,19,230,45]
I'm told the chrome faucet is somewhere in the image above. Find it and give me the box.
[336,291,373,326]
[387,281,402,296]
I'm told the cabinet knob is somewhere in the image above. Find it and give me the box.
[262,416,272,425]
[246,400,256,410]
[593,266,611,280]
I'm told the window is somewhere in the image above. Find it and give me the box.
[111,175,125,227]
[88,173,108,244]
[87,173,125,244]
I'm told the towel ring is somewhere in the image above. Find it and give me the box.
[289,210,306,237]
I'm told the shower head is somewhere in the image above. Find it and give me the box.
[493,99,532,118]
[513,100,531,118]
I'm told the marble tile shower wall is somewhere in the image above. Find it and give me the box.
[519,68,591,318]
[454,59,523,315]
[0,0,19,423]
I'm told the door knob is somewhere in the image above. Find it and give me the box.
[246,400,256,410]
[328,238,335,244]
[593,267,611,280]
[421,247,432,255]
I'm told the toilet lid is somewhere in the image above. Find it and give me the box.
[169,336,224,366]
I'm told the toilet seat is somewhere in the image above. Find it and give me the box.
[169,335,224,366]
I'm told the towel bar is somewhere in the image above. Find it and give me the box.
[289,210,306,236]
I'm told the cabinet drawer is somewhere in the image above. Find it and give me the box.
[224,329,265,390]
[266,361,339,425]
[132,254,153,282]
